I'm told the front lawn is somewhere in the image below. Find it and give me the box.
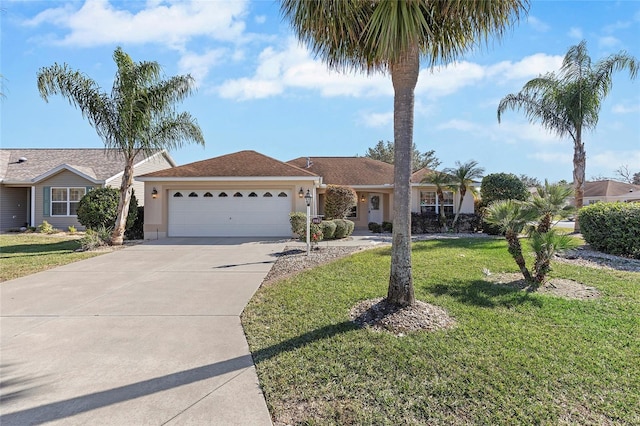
[0,233,104,282]
[242,238,640,425]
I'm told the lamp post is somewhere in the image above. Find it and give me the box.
[304,189,312,256]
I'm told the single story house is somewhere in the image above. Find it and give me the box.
[137,150,476,239]
[0,149,175,231]
[582,180,640,205]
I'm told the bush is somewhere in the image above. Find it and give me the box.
[79,227,111,251]
[298,223,323,243]
[578,202,640,259]
[480,173,529,235]
[369,222,382,233]
[37,220,57,234]
[382,221,393,233]
[344,219,355,236]
[125,206,144,240]
[320,220,337,239]
[68,225,77,234]
[76,187,137,231]
[289,212,306,236]
[333,219,349,239]
[324,185,357,219]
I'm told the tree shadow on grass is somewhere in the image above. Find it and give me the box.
[0,241,81,257]
[427,279,543,309]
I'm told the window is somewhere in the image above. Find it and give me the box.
[263,192,273,197]
[219,192,228,197]
[173,192,183,197]
[420,190,454,215]
[233,192,243,197]
[278,192,288,197]
[188,192,198,197]
[347,205,357,218]
[51,187,85,216]
[204,192,213,197]
[248,192,258,197]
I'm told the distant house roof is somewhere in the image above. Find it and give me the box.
[287,156,396,186]
[584,180,640,197]
[0,149,174,184]
[140,150,318,179]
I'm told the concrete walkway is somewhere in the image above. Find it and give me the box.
[0,237,290,425]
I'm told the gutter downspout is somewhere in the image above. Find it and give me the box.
[30,186,36,227]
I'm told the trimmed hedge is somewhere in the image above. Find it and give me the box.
[578,202,640,259]
[411,213,481,234]
[320,220,337,239]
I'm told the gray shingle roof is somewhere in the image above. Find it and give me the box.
[584,180,640,197]
[0,149,165,184]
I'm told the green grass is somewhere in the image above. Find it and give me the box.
[242,238,640,425]
[0,233,104,282]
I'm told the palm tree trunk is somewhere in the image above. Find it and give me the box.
[387,46,418,307]
[451,188,465,229]
[110,160,134,246]
[505,231,532,282]
[572,130,585,233]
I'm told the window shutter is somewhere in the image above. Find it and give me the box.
[86,186,93,193]
[43,187,50,217]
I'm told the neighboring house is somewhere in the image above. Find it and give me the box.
[582,180,640,205]
[137,151,477,239]
[0,149,175,231]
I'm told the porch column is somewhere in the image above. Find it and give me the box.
[30,186,36,227]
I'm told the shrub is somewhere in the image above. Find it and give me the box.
[369,222,382,233]
[320,220,337,239]
[298,223,323,243]
[480,173,529,235]
[79,227,111,251]
[324,185,357,219]
[344,219,355,236]
[37,220,56,234]
[125,206,144,240]
[76,187,137,231]
[68,225,77,234]
[578,202,640,259]
[289,212,306,236]
[333,219,349,239]
[382,221,393,233]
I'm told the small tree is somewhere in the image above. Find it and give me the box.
[365,140,441,171]
[446,160,484,229]
[421,170,454,231]
[324,185,357,220]
[529,180,574,233]
[480,173,530,205]
[77,187,138,233]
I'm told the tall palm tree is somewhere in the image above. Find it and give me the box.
[281,0,527,307]
[421,170,454,230]
[37,47,205,245]
[446,160,484,229]
[497,40,638,231]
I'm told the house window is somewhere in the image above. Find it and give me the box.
[204,192,213,197]
[173,192,183,197]
[263,192,273,197]
[51,187,85,216]
[233,192,243,197]
[420,191,454,215]
[219,192,228,197]
[188,192,198,197]
[347,205,357,218]
[278,192,288,197]
[248,192,258,197]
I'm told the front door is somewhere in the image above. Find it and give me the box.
[368,193,383,224]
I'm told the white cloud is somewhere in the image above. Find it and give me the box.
[255,15,266,24]
[589,150,640,169]
[437,119,563,147]
[612,103,640,114]
[528,16,550,32]
[417,62,485,98]
[178,49,226,84]
[487,54,563,80]
[598,36,621,49]
[568,27,583,39]
[25,0,249,48]
[359,111,393,128]
[528,151,572,164]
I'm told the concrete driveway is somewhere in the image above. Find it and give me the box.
[0,237,288,425]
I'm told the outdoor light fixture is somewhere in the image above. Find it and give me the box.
[304,189,312,255]
[304,189,312,206]
[151,188,158,199]
[298,187,304,198]
[360,194,366,203]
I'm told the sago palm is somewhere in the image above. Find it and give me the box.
[530,180,574,233]
[446,160,484,230]
[37,47,205,245]
[497,40,638,231]
[281,0,528,306]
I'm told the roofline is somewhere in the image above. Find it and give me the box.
[31,164,104,184]
[106,150,177,185]
[135,176,321,182]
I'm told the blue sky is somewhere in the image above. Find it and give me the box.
[2,0,639,183]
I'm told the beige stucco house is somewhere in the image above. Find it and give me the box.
[0,149,175,231]
[137,150,477,239]
[582,180,640,204]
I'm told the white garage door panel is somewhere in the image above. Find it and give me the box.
[168,190,292,237]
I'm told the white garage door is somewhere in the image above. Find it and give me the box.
[168,189,292,237]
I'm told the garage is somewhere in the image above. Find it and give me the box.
[168,189,292,237]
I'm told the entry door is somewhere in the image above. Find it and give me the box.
[368,193,383,223]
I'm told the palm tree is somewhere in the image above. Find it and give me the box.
[281,0,527,307]
[497,40,638,231]
[529,180,574,233]
[484,199,537,282]
[421,170,454,231]
[37,47,205,245]
[446,160,484,229]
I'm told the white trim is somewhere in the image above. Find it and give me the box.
[135,176,320,183]
[50,187,86,217]
[32,164,103,184]
[30,186,35,227]
[107,150,177,185]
